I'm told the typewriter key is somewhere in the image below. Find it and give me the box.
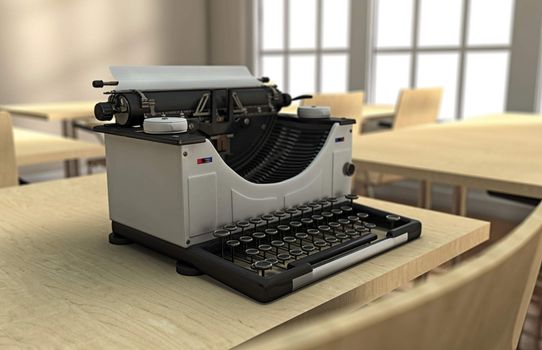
[340,205,353,214]
[245,248,259,263]
[325,236,339,245]
[239,235,253,250]
[252,231,266,245]
[271,240,285,254]
[261,214,274,227]
[258,244,272,258]
[301,244,316,254]
[253,260,273,277]
[237,221,250,234]
[328,222,341,234]
[277,253,291,264]
[338,218,350,230]
[311,214,324,226]
[286,208,298,220]
[265,228,278,242]
[331,208,343,217]
[295,231,308,243]
[364,222,377,233]
[301,217,313,228]
[250,217,263,227]
[314,239,328,251]
[327,196,338,209]
[226,239,240,261]
[274,211,287,222]
[277,224,290,239]
[348,215,360,226]
[336,232,348,242]
[321,211,333,223]
[283,236,296,250]
[319,200,330,210]
[265,257,279,266]
[213,229,230,258]
[386,214,401,229]
[345,229,357,238]
[308,202,320,214]
[223,224,238,233]
[307,228,320,241]
[289,220,302,234]
[345,193,359,205]
[290,248,304,260]
[297,205,310,217]
[355,225,368,235]
[356,212,369,221]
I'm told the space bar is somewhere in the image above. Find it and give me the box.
[292,234,409,290]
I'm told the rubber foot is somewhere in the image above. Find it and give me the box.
[176,260,203,276]
[108,232,132,245]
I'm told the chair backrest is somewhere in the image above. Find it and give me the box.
[393,87,443,129]
[247,204,542,350]
[0,111,18,188]
[300,91,364,124]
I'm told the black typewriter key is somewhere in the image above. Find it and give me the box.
[319,200,330,210]
[327,196,338,209]
[277,253,291,264]
[331,208,343,217]
[302,244,316,254]
[356,212,369,221]
[308,202,320,214]
[261,214,274,227]
[223,224,238,234]
[345,229,357,238]
[277,224,290,239]
[328,222,341,234]
[307,228,320,241]
[239,235,253,251]
[345,194,359,206]
[321,211,333,223]
[245,248,259,263]
[314,239,328,251]
[271,240,285,254]
[237,221,250,235]
[274,210,287,223]
[338,218,350,230]
[250,217,263,228]
[340,205,353,214]
[213,229,230,258]
[286,208,298,220]
[264,228,278,242]
[290,248,304,260]
[252,231,266,245]
[386,214,401,229]
[297,205,310,217]
[336,232,348,242]
[318,225,331,238]
[283,236,296,250]
[258,244,272,258]
[311,214,324,227]
[226,239,240,261]
[348,215,360,226]
[295,231,308,244]
[355,225,368,235]
[301,217,313,228]
[364,222,377,233]
[289,220,302,233]
[265,257,279,266]
[253,260,273,277]
[325,236,339,246]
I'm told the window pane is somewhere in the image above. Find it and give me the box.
[261,0,284,50]
[289,54,316,96]
[289,0,317,49]
[322,0,350,49]
[374,53,411,104]
[416,53,459,121]
[321,54,349,93]
[375,0,414,48]
[463,52,509,119]
[261,55,285,90]
[418,0,462,47]
[468,0,514,45]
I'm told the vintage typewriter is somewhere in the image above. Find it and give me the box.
[93,66,421,302]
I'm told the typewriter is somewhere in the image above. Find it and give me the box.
[93,66,421,302]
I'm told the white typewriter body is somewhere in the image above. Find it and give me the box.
[104,122,352,248]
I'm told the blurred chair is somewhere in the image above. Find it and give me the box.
[0,111,18,188]
[244,204,542,350]
[300,91,364,132]
[359,87,443,207]
[73,117,107,174]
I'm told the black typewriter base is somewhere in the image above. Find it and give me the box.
[108,200,422,303]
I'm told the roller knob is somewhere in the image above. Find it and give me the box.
[94,102,114,121]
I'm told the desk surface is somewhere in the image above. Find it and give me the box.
[0,174,489,349]
[0,101,95,121]
[13,127,105,166]
[353,113,542,198]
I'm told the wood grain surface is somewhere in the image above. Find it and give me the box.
[0,174,489,349]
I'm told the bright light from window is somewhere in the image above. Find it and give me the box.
[289,54,316,96]
[375,0,414,48]
[418,0,462,47]
[321,54,348,93]
[289,0,316,49]
[262,55,284,90]
[374,54,411,104]
[468,0,514,45]
[322,0,350,49]
[261,0,284,50]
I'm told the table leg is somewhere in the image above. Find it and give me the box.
[418,180,432,209]
[61,120,80,177]
[452,186,468,216]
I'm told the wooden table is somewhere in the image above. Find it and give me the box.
[352,113,542,215]
[0,174,489,349]
[13,127,104,167]
[0,101,96,176]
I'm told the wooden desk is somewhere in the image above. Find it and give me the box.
[0,101,96,176]
[352,114,542,215]
[13,127,104,167]
[0,174,489,349]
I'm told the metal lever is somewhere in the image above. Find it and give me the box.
[92,80,119,88]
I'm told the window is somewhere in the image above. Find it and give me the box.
[371,0,515,120]
[257,0,351,97]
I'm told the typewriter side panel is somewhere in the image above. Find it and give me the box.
[104,134,190,247]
